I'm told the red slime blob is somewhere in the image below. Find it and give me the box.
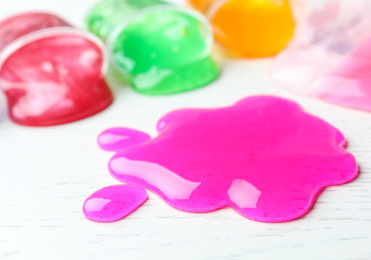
[0,28,113,126]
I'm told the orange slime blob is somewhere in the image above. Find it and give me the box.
[189,0,296,57]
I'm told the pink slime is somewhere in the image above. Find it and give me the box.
[97,96,358,223]
[83,185,148,222]
[313,37,371,111]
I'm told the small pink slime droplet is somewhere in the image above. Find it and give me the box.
[98,127,151,152]
[98,96,358,223]
[83,185,148,223]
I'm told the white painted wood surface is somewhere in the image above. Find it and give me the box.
[1,1,371,259]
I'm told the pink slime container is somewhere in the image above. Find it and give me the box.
[0,13,113,126]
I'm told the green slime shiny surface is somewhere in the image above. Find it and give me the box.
[111,10,219,95]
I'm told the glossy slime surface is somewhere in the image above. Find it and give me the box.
[0,12,70,52]
[83,185,148,222]
[189,0,295,57]
[111,9,219,95]
[271,0,371,112]
[0,33,113,126]
[98,96,358,222]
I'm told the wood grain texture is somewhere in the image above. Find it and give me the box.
[1,1,371,259]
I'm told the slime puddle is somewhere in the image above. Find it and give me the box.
[83,185,148,222]
[94,96,358,223]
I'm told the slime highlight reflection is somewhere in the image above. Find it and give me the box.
[94,96,358,223]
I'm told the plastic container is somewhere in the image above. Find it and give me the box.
[86,0,219,95]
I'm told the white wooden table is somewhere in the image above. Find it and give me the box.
[1,1,371,259]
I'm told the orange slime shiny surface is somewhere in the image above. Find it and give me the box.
[189,0,295,57]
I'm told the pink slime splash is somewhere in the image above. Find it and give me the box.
[0,12,70,52]
[0,29,113,126]
[97,96,358,223]
[83,185,148,222]
[271,0,371,112]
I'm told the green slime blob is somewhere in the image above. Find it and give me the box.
[111,10,219,95]
[86,0,219,95]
